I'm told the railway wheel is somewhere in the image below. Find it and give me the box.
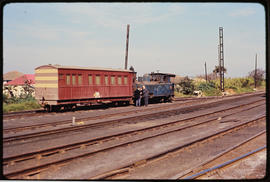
[168,96,173,102]
[64,105,72,111]
[129,99,134,105]
[71,104,77,111]
[161,98,165,103]
[52,105,61,112]
[113,102,118,107]
[45,105,52,112]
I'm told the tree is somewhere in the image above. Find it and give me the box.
[248,69,265,87]
[213,65,227,74]
[178,76,195,95]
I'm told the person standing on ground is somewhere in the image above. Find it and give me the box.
[134,87,141,107]
[142,85,149,106]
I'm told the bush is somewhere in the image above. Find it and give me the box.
[3,95,41,113]
[3,93,9,103]
[197,81,222,96]
[173,75,265,98]
[248,69,265,87]
[239,78,250,87]
[225,77,256,92]
[177,76,195,95]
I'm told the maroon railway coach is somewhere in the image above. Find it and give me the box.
[35,64,136,111]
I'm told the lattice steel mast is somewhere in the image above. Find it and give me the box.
[219,27,225,92]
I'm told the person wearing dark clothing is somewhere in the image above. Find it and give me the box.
[142,86,149,106]
[134,88,141,107]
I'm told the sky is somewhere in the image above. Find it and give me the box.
[3,2,266,78]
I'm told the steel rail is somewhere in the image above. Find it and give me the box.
[184,145,266,179]
[5,101,263,162]
[4,109,265,178]
[3,96,265,144]
[170,129,266,179]
[3,91,264,120]
[3,92,264,136]
[92,116,266,179]
[3,109,44,117]
[2,95,204,119]
[3,96,213,134]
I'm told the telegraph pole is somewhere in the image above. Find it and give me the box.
[219,27,225,92]
[204,61,208,82]
[254,53,257,88]
[124,24,130,70]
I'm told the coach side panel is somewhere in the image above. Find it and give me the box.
[58,69,134,100]
[35,67,59,105]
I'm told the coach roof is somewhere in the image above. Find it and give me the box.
[35,64,134,72]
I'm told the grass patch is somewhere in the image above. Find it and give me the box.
[174,92,195,98]
[3,101,41,113]
[174,77,265,97]
[3,96,42,113]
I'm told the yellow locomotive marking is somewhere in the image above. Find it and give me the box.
[35,69,58,73]
[35,83,58,88]
[35,76,58,80]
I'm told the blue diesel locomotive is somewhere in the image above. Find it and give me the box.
[136,72,175,103]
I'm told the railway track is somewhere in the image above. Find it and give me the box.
[3,92,265,144]
[3,92,265,136]
[3,96,214,134]
[3,91,263,120]
[3,94,266,179]
[184,145,266,179]
[3,95,202,120]
[106,129,266,180]
[181,133,266,179]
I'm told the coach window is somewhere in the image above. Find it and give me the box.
[124,76,128,85]
[72,75,76,85]
[66,74,70,85]
[78,74,82,85]
[88,75,93,85]
[59,74,65,85]
[59,74,64,80]
[118,76,122,85]
[111,76,115,85]
[96,75,101,85]
[105,75,109,85]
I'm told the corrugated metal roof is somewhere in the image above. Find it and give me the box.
[35,64,134,73]
[5,74,35,85]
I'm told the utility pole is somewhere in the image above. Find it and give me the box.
[254,53,257,88]
[204,61,207,82]
[219,27,225,92]
[124,24,130,70]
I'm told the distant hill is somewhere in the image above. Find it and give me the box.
[3,71,24,81]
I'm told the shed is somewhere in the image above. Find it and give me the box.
[3,71,24,84]
[5,74,35,86]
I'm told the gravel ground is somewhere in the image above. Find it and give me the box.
[203,150,266,179]
[110,120,266,179]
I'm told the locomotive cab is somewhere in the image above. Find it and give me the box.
[136,72,175,103]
